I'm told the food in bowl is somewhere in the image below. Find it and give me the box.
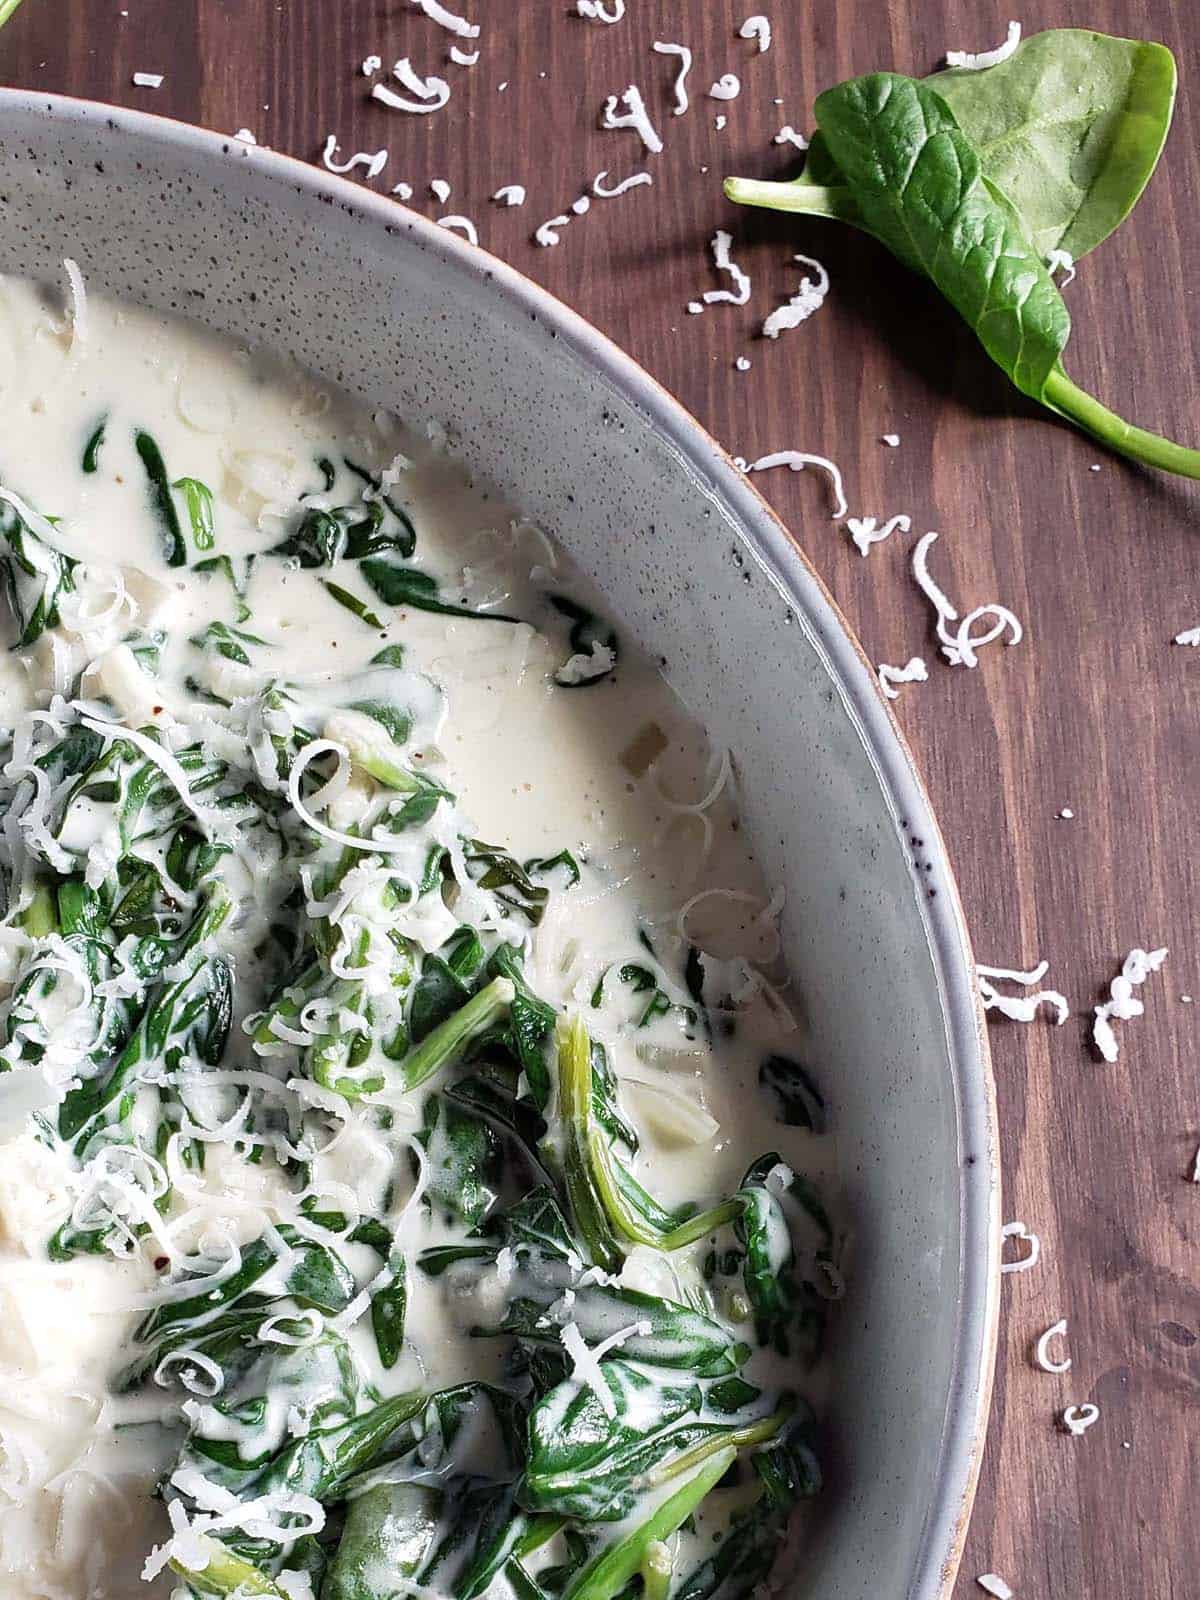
[0,271,840,1600]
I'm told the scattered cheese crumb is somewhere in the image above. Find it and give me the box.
[686,301,703,314]
[132,71,164,88]
[735,356,751,371]
[392,181,414,200]
[1182,994,1194,1004]
[1057,807,1074,819]
[945,19,1021,70]
[62,257,87,345]
[373,60,451,114]
[601,85,663,155]
[321,136,388,180]
[498,80,508,91]
[409,0,478,37]
[535,214,572,247]
[1033,1318,1071,1374]
[652,41,693,116]
[848,513,911,557]
[976,1578,1014,1600]
[747,450,848,520]
[1000,1220,1040,1274]
[437,215,478,245]
[714,114,728,130]
[233,128,257,144]
[763,252,829,337]
[492,185,526,206]
[1059,1403,1100,1437]
[701,230,751,306]
[709,74,741,100]
[977,960,1069,1026]
[1046,248,1076,285]
[449,45,480,65]
[1191,1144,1200,1182]
[1089,463,1102,472]
[738,14,771,52]
[773,125,809,149]
[911,530,1023,667]
[362,54,382,75]
[1173,627,1200,646]
[877,657,928,700]
[1092,946,1168,1062]
[430,178,452,202]
[577,0,625,19]
[569,195,590,215]
[592,169,653,199]
[881,433,901,447]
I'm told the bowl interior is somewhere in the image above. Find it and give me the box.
[0,94,997,1600]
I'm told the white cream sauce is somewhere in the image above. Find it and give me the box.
[0,274,835,1600]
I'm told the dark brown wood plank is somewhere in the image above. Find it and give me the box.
[3,1,1199,1594]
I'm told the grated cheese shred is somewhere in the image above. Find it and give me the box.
[945,20,1021,71]
[600,86,663,155]
[738,15,771,52]
[652,41,693,115]
[747,451,848,521]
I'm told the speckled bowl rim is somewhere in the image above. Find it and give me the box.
[0,87,1000,1600]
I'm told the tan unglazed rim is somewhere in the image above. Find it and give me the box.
[0,88,1002,1600]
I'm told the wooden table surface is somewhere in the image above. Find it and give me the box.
[3,1,1198,1594]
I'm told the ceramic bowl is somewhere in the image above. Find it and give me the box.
[0,89,999,1600]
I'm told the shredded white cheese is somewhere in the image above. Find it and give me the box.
[62,258,87,346]
[449,45,480,65]
[652,41,693,115]
[715,114,728,130]
[977,960,1069,1026]
[392,181,415,200]
[437,216,478,245]
[848,513,911,557]
[373,60,451,114]
[1191,1144,1200,1182]
[408,0,479,37]
[132,71,164,88]
[577,0,625,20]
[693,229,751,309]
[430,178,451,202]
[1092,946,1168,1062]
[762,253,829,337]
[592,169,653,198]
[1033,1318,1071,1374]
[773,125,809,149]
[1173,627,1200,646]
[976,1578,1014,1600]
[1000,1220,1040,1275]
[945,20,1021,71]
[600,86,663,155]
[709,74,741,100]
[877,658,928,701]
[1046,248,1076,285]
[735,356,751,371]
[1059,1403,1100,1437]
[559,1319,652,1418]
[321,136,388,180]
[881,433,901,447]
[747,451,848,521]
[738,14,771,52]
[534,214,572,247]
[362,54,382,75]
[911,530,1023,667]
[492,185,526,206]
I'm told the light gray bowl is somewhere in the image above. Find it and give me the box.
[0,90,999,1600]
